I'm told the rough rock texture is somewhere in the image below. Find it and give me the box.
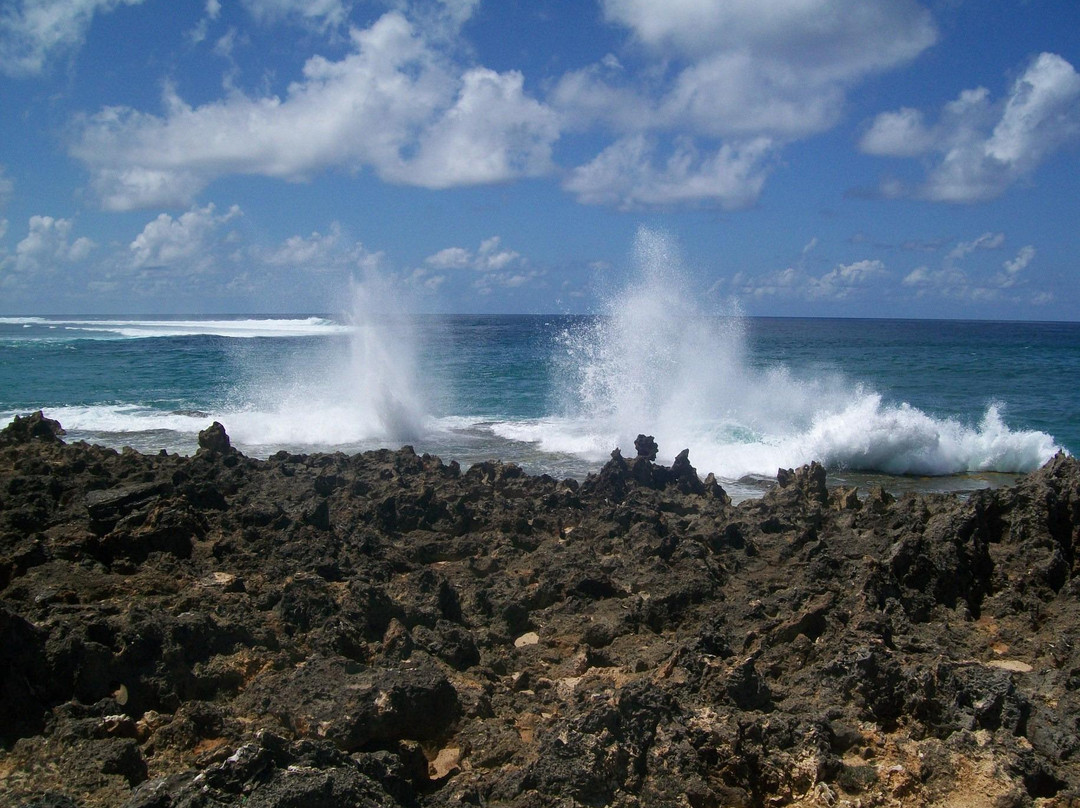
[2,414,1080,808]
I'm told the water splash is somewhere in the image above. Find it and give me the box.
[222,275,428,448]
[532,227,1060,479]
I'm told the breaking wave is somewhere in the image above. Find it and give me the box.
[500,227,1061,479]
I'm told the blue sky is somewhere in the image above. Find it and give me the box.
[1,0,1078,318]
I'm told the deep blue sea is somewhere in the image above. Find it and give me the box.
[1,310,1076,502]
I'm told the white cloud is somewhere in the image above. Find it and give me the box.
[556,0,936,137]
[129,203,241,269]
[213,28,238,58]
[425,246,471,270]
[409,0,482,38]
[995,245,1036,288]
[476,237,521,271]
[11,215,95,275]
[436,0,480,25]
[385,67,558,188]
[0,0,148,77]
[416,235,540,295]
[902,237,1041,301]
[820,259,888,286]
[861,53,1080,202]
[858,107,936,157]
[422,236,522,272]
[726,258,887,302]
[189,0,224,44]
[553,0,935,209]
[259,223,343,267]
[601,0,935,69]
[70,12,559,210]
[1003,245,1036,277]
[564,134,775,210]
[253,222,384,273]
[947,231,1004,261]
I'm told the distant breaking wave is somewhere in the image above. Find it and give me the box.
[0,316,351,339]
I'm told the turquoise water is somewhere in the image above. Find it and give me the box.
[1,313,1075,501]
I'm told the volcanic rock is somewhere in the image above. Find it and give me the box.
[2,419,1080,808]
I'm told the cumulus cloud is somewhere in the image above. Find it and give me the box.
[0,0,149,77]
[564,135,775,210]
[70,12,558,210]
[386,67,558,188]
[858,107,937,157]
[947,231,1004,262]
[902,236,1041,302]
[727,258,888,302]
[1003,245,1036,277]
[416,235,541,294]
[129,203,241,270]
[861,53,1080,202]
[424,246,471,270]
[423,236,522,272]
[552,0,936,209]
[10,215,95,277]
[253,222,385,273]
[996,245,1036,288]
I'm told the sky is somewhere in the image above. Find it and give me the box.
[0,0,1078,319]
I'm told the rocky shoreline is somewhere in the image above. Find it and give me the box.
[1,411,1079,807]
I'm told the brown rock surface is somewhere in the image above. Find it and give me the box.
[1,413,1079,807]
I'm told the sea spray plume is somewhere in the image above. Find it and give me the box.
[344,274,427,442]
[555,226,827,468]
[221,274,428,448]
[548,226,1060,480]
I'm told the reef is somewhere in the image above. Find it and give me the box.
[2,411,1079,807]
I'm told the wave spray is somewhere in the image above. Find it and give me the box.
[223,273,427,449]
[544,227,1059,479]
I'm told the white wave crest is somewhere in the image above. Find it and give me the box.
[1,316,351,339]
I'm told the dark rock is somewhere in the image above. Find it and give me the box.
[0,410,65,445]
[3,415,1080,808]
[634,434,659,461]
[0,606,50,744]
[196,421,233,455]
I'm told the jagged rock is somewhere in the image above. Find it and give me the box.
[774,460,829,507]
[196,421,233,455]
[0,410,65,445]
[634,434,659,461]
[2,414,1080,808]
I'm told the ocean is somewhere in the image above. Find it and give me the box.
[1,305,1075,502]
